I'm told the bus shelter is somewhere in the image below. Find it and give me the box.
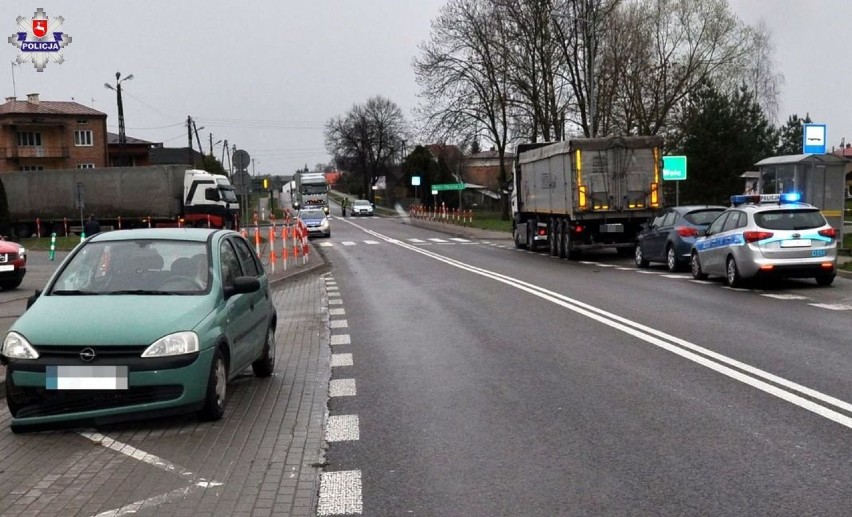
[754,154,847,237]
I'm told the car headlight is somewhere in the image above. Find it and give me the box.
[142,331,199,357]
[2,332,39,359]
[320,218,330,230]
[18,247,26,256]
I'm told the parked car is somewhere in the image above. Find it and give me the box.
[1,228,277,432]
[635,205,726,272]
[0,237,26,290]
[351,199,374,216]
[298,207,331,238]
[690,194,838,287]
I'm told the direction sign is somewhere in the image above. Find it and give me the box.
[662,156,687,181]
[432,183,465,191]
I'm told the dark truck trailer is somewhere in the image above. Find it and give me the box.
[512,136,664,258]
[0,165,240,238]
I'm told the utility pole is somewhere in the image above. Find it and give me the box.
[192,120,204,167]
[209,133,214,156]
[104,71,134,165]
[187,116,193,166]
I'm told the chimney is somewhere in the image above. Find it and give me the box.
[26,93,39,105]
[4,96,15,102]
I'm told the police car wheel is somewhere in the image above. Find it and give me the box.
[691,252,707,280]
[815,273,835,287]
[725,256,743,288]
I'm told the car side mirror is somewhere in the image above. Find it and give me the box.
[26,289,41,310]
[224,276,260,298]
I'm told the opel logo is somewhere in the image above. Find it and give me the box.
[792,233,801,238]
[79,347,96,362]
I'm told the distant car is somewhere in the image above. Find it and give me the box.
[0,237,26,290]
[1,228,277,432]
[635,205,726,272]
[299,207,331,237]
[351,199,374,216]
[690,194,838,287]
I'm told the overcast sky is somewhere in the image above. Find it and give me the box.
[3,1,849,176]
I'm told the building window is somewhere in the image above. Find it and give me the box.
[77,163,95,169]
[74,130,94,147]
[20,165,44,171]
[77,119,89,124]
[17,132,42,146]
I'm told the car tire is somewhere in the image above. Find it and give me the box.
[725,256,743,288]
[815,274,835,287]
[691,251,708,280]
[666,245,681,272]
[635,244,649,268]
[252,325,276,377]
[199,346,228,421]
[0,278,23,290]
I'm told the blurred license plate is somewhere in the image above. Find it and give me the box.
[0,265,14,272]
[600,223,624,233]
[46,365,129,390]
[781,239,811,248]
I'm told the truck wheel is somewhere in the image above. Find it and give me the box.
[527,223,536,252]
[549,221,558,256]
[557,222,567,259]
[513,224,525,249]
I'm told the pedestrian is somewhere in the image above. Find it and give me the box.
[341,197,347,217]
[83,214,101,237]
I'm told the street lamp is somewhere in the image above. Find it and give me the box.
[104,72,134,166]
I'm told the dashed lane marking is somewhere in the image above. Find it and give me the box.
[329,298,343,305]
[319,242,334,247]
[330,334,351,346]
[325,415,360,442]
[330,319,349,328]
[329,379,357,397]
[808,303,852,311]
[317,470,363,516]
[331,353,354,367]
[364,240,380,244]
[761,294,810,300]
[342,241,357,246]
[329,308,346,316]
[427,238,449,243]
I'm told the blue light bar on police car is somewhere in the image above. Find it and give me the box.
[730,193,801,206]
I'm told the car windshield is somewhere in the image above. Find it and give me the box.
[300,210,326,219]
[354,200,371,207]
[754,209,826,230]
[684,209,725,226]
[50,239,209,295]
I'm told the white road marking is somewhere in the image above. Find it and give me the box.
[329,308,346,316]
[761,294,809,300]
[317,470,363,515]
[689,280,716,285]
[449,238,470,242]
[356,225,852,430]
[616,267,634,271]
[364,240,380,244]
[319,242,334,247]
[329,298,343,305]
[661,274,687,279]
[330,319,349,328]
[328,291,341,298]
[327,286,339,291]
[331,353,354,367]
[635,270,659,274]
[342,241,357,246]
[428,238,449,243]
[330,334,351,346]
[408,238,426,243]
[81,432,223,517]
[808,303,852,311]
[325,415,360,442]
[330,379,357,397]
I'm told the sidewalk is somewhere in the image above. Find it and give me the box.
[0,241,328,400]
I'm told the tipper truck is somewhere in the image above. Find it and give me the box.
[512,135,664,258]
[0,165,240,238]
[292,172,329,212]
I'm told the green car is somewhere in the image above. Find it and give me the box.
[1,228,277,432]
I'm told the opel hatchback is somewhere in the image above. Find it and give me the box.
[690,194,838,287]
[1,228,277,432]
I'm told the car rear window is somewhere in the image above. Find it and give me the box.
[754,209,826,230]
[684,209,725,226]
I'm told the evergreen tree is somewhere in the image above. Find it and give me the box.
[776,113,812,155]
[675,82,778,205]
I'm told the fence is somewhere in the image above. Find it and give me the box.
[409,204,474,227]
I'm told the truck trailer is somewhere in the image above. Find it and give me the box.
[512,135,664,258]
[292,172,329,212]
[0,166,240,238]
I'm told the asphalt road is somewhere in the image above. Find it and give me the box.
[319,214,852,516]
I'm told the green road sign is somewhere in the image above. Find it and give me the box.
[662,155,687,181]
[432,183,465,191]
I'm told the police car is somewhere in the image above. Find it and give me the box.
[690,193,838,287]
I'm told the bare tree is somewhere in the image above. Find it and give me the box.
[324,96,406,202]
[414,0,514,218]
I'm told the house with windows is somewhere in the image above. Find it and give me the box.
[0,93,108,172]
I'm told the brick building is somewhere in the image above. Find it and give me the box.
[0,93,108,172]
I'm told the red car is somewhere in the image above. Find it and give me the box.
[0,238,26,290]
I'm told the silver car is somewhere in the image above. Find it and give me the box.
[351,199,374,216]
[690,194,838,287]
